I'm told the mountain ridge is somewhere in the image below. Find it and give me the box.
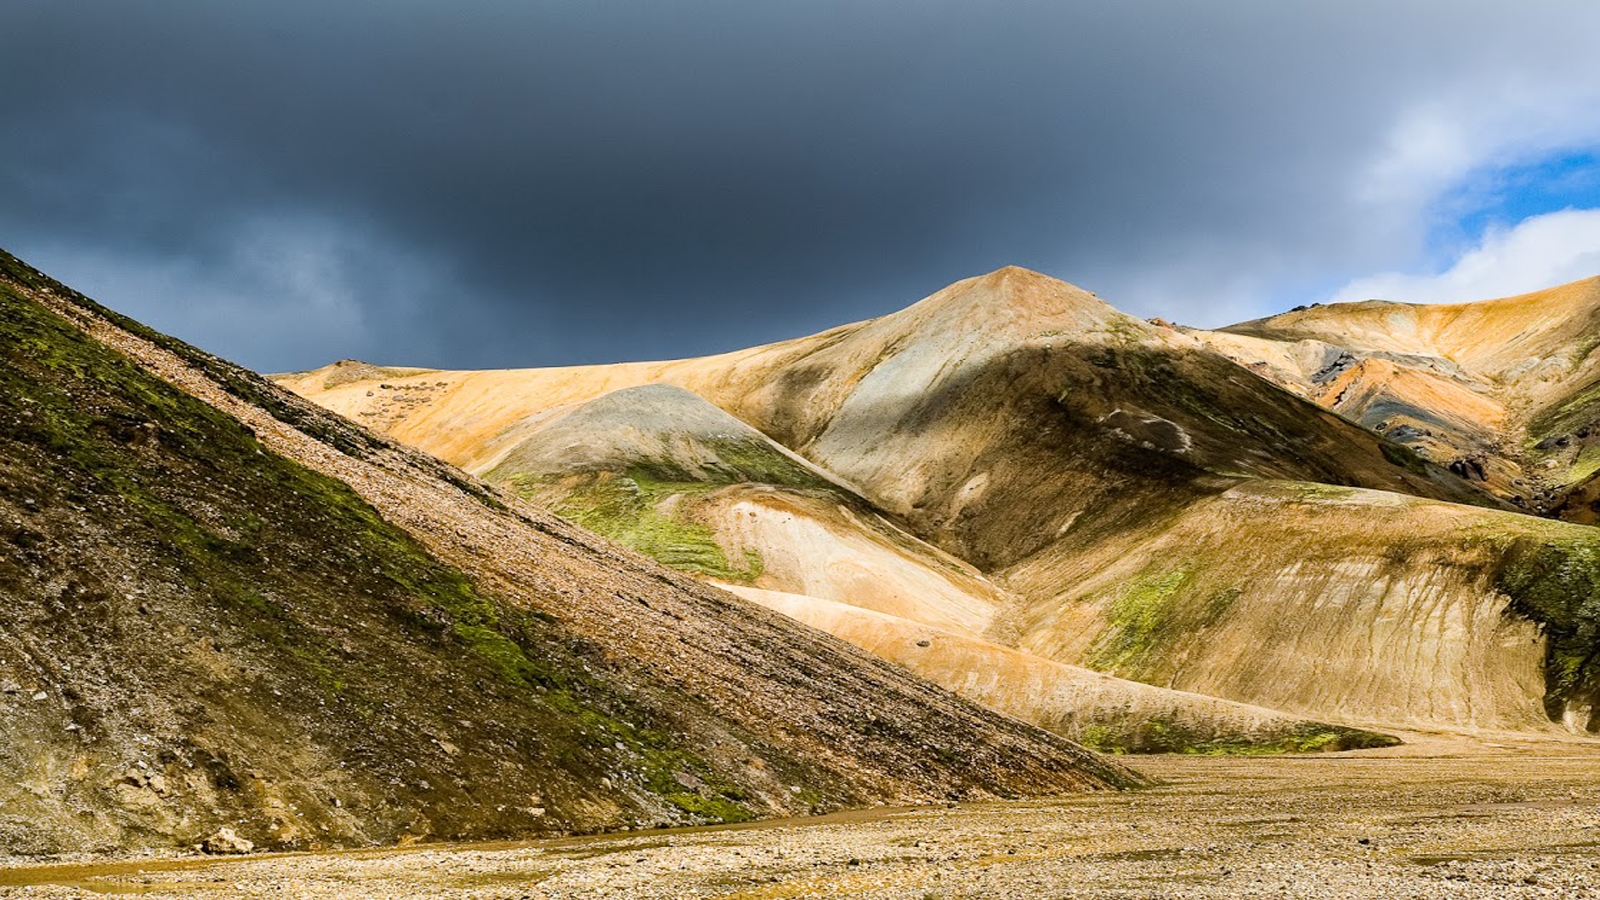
[1200,273,1600,517]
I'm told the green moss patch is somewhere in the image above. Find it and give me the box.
[1075,719,1400,755]
[1491,534,1600,728]
[1379,441,1432,475]
[513,471,764,583]
[1088,565,1240,674]
[1090,568,1195,671]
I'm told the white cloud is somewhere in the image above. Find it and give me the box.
[1353,82,1600,217]
[1328,208,1600,305]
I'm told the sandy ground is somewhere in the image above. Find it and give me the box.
[4,731,1599,899]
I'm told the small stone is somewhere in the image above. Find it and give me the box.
[201,827,254,855]
[31,691,47,702]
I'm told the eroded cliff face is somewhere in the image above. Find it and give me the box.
[1000,481,1599,733]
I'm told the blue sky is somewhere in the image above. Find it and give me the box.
[1322,148,1600,308]
[1432,152,1600,262]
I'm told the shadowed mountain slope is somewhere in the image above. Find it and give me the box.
[0,250,1138,857]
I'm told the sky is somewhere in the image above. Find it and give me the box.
[6,1,1600,372]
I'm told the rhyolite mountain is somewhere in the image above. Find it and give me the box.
[283,268,1600,739]
[1196,276,1600,519]
[0,249,1141,857]
[472,381,1396,754]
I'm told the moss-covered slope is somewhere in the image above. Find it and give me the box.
[487,384,851,583]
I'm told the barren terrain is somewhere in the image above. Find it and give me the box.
[5,733,1599,899]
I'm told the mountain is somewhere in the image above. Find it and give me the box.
[282,268,1499,567]
[458,381,1395,752]
[0,249,1138,857]
[283,267,1600,738]
[1207,276,1600,517]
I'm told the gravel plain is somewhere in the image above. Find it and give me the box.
[4,730,1599,899]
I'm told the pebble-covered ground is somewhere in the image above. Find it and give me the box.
[5,732,1600,899]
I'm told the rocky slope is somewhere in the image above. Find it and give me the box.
[0,249,1139,857]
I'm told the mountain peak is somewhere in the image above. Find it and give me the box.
[973,264,1095,298]
[893,266,1129,341]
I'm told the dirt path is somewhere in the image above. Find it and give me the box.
[6,732,1600,898]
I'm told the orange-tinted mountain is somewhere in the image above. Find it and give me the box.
[1204,276,1600,518]
[284,268,1600,740]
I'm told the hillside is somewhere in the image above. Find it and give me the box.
[279,268,1600,738]
[726,586,1396,755]
[999,480,1600,732]
[474,383,1394,752]
[1210,276,1600,517]
[484,384,1007,632]
[0,249,1138,857]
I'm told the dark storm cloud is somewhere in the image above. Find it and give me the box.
[6,1,1600,370]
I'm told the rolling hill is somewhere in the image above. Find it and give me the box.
[462,381,1395,752]
[281,268,1499,566]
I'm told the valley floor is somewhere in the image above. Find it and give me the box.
[5,731,1600,899]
